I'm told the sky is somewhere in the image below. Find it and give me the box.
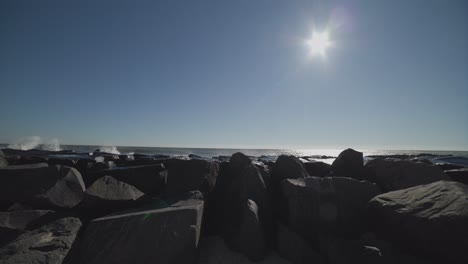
[0,0,467,150]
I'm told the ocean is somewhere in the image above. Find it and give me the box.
[1,143,468,167]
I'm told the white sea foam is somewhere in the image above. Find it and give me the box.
[8,136,42,150]
[99,146,121,155]
[41,138,62,151]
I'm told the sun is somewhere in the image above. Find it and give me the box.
[306,30,332,58]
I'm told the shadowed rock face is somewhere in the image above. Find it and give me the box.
[0,164,86,209]
[164,159,219,196]
[75,193,204,264]
[271,155,309,185]
[369,181,468,264]
[0,217,82,264]
[365,158,449,192]
[280,177,381,241]
[277,223,324,264]
[331,148,364,179]
[303,161,331,177]
[230,200,266,261]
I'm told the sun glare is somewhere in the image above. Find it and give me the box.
[306,30,332,58]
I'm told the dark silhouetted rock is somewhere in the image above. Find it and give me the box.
[75,193,204,264]
[277,223,324,264]
[0,217,82,264]
[230,199,266,261]
[271,155,309,186]
[85,164,167,195]
[230,152,252,168]
[280,177,381,241]
[331,148,364,179]
[81,176,144,211]
[365,158,449,192]
[164,159,219,196]
[444,168,468,185]
[303,161,331,177]
[0,164,86,209]
[210,155,271,246]
[368,181,468,264]
[321,236,389,264]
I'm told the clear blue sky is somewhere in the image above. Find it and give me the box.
[1,0,467,150]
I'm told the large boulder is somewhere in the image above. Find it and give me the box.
[271,155,309,186]
[230,200,266,261]
[280,177,381,241]
[85,164,167,195]
[368,181,468,264]
[277,223,324,264]
[75,192,204,264]
[164,159,219,196]
[303,161,331,177]
[0,217,82,264]
[331,148,364,179]
[80,176,145,211]
[0,164,86,209]
[210,153,271,248]
[365,158,449,192]
[444,168,468,185]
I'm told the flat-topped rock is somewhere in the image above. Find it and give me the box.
[369,181,468,264]
[0,217,82,264]
[365,158,449,192]
[75,193,204,264]
[0,164,86,209]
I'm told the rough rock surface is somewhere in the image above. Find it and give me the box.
[0,217,82,264]
[276,223,324,264]
[365,158,449,192]
[76,193,204,264]
[81,176,145,210]
[164,159,219,196]
[444,168,468,185]
[0,164,86,209]
[331,148,364,179]
[368,181,468,264]
[85,164,167,195]
[0,210,53,231]
[0,150,7,168]
[230,200,266,261]
[280,177,381,240]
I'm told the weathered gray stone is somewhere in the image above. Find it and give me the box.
[76,194,204,264]
[0,217,82,264]
[368,181,468,264]
[365,158,449,192]
[281,177,381,241]
[0,164,86,209]
[0,210,53,231]
[81,176,145,210]
[85,164,167,195]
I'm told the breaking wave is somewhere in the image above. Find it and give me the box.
[8,136,42,150]
[98,146,121,155]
